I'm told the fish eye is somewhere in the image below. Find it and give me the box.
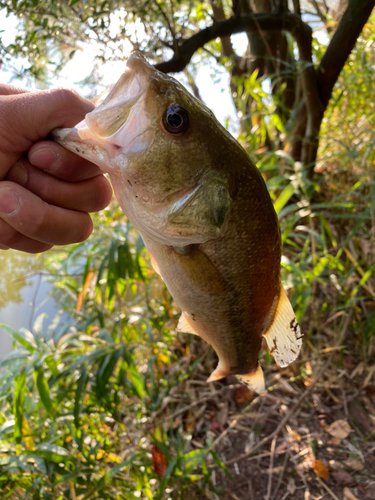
[163,104,189,134]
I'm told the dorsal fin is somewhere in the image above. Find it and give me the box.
[263,284,303,367]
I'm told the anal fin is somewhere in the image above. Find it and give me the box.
[263,284,303,368]
[236,364,265,393]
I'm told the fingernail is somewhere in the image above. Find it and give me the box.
[29,148,61,172]
[0,188,20,215]
[8,161,28,186]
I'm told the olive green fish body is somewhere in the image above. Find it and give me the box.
[53,51,302,391]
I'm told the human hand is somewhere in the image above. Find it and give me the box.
[0,85,112,253]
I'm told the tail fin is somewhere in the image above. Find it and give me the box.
[263,284,303,367]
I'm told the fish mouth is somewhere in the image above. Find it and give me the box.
[53,51,156,173]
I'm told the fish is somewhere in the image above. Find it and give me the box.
[53,51,302,393]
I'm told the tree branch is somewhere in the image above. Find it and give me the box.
[210,0,238,59]
[154,13,310,73]
[316,0,375,109]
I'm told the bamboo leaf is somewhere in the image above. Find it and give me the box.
[35,369,55,419]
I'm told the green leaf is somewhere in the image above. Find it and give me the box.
[274,183,295,215]
[270,113,285,133]
[127,364,145,400]
[13,370,27,442]
[28,443,72,463]
[180,449,207,474]
[74,367,88,427]
[35,369,55,419]
[0,324,37,352]
[210,451,234,481]
[156,456,178,500]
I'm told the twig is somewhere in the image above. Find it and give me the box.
[248,477,255,500]
[266,436,277,500]
[153,387,225,425]
[315,476,340,500]
[210,419,238,450]
[225,310,352,466]
[340,377,349,418]
[227,491,241,500]
[272,452,289,500]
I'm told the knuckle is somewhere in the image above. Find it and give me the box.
[48,88,93,126]
[49,87,79,104]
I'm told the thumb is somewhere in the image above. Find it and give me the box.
[0,88,94,179]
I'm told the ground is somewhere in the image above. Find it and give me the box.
[157,313,375,500]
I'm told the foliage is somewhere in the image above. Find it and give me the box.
[0,4,375,500]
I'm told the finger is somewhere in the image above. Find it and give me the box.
[6,160,112,212]
[0,88,94,178]
[0,84,28,96]
[0,182,93,246]
[28,140,104,181]
[0,218,53,253]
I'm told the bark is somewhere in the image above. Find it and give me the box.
[316,0,375,109]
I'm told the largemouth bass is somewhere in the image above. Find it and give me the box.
[54,51,302,392]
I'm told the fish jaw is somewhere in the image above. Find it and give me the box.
[53,51,155,174]
[54,51,235,247]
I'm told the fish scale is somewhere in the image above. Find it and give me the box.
[53,50,302,392]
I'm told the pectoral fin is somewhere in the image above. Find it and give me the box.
[166,170,231,243]
[263,284,303,367]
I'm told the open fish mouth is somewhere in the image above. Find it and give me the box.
[53,52,155,172]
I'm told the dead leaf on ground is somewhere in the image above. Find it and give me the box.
[287,478,296,494]
[234,386,254,403]
[363,483,375,500]
[344,487,360,500]
[349,400,374,434]
[313,459,329,481]
[185,410,196,433]
[343,355,355,369]
[326,419,351,443]
[151,445,167,477]
[332,469,356,487]
[215,403,229,429]
[344,457,365,471]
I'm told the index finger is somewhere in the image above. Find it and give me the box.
[0,88,94,179]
